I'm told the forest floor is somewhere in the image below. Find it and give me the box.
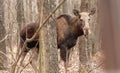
[0,47,105,73]
[58,49,105,73]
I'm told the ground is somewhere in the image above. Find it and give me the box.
[0,47,105,73]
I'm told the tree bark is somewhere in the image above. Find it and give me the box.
[17,0,25,29]
[0,0,6,69]
[38,0,59,73]
[80,0,89,12]
[16,0,25,59]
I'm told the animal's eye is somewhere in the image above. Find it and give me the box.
[88,19,90,21]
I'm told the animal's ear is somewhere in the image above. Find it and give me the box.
[89,8,96,16]
[73,9,80,17]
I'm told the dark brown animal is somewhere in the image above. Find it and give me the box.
[20,23,39,52]
[18,23,39,73]
[19,9,95,72]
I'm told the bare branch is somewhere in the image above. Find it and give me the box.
[0,34,9,43]
[0,51,12,61]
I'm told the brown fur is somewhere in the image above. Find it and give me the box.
[56,14,84,62]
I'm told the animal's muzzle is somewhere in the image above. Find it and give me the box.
[83,26,91,35]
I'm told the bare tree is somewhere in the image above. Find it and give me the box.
[0,0,6,69]
[38,0,59,73]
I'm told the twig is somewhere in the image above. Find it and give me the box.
[12,0,66,73]
[0,51,12,62]
[0,35,9,43]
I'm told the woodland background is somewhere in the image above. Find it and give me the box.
[0,0,104,73]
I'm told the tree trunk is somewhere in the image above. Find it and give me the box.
[39,0,59,73]
[79,0,89,65]
[0,0,6,69]
[16,0,25,58]
[17,0,25,29]
[88,0,98,57]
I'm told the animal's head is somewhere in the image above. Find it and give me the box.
[73,9,95,36]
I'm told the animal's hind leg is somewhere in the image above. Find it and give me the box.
[30,48,38,73]
[65,48,68,73]
[19,46,31,66]
[60,46,70,73]
[16,51,27,73]
[19,51,27,66]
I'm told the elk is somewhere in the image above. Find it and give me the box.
[19,9,95,72]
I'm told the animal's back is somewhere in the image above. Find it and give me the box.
[56,14,73,47]
[20,23,39,41]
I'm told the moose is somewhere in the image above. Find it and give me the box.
[19,9,95,72]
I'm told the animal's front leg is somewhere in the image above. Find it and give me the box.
[30,48,39,73]
[60,46,69,73]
